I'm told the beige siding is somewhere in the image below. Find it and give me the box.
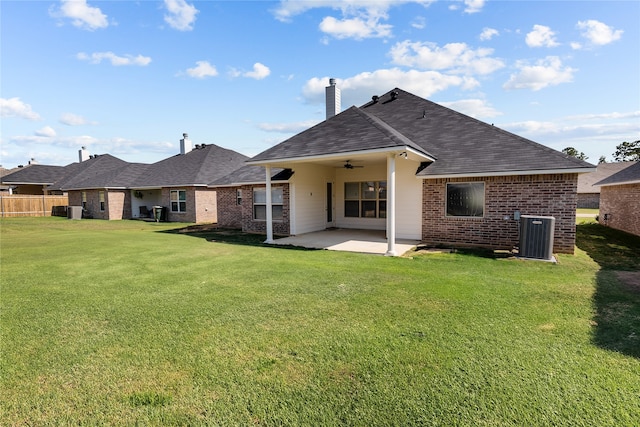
[290,164,335,235]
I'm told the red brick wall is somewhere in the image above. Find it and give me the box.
[216,187,243,228]
[422,174,578,254]
[106,190,129,220]
[194,188,217,224]
[68,189,130,220]
[599,183,640,236]
[241,184,290,235]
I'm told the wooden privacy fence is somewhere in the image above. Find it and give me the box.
[0,195,69,217]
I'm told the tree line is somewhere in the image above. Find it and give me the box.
[562,140,640,164]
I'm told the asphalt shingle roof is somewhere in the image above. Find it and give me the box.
[133,144,249,188]
[595,161,640,186]
[1,164,67,185]
[209,165,293,186]
[251,88,594,177]
[51,154,136,191]
[577,161,637,193]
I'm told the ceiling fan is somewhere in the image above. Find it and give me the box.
[342,160,364,169]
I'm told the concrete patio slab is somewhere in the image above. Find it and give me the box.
[272,229,420,256]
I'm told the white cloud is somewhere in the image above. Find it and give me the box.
[389,40,504,75]
[302,69,479,106]
[438,99,502,119]
[244,63,271,80]
[164,0,199,31]
[0,98,42,121]
[502,110,640,161]
[411,16,426,30]
[52,0,109,31]
[319,15,392,39]
[463,0,485,14]
[258,120,320,133]
[479,27,498,41]
[184,61,218,79]
[525,25,559,48]
[35,126,57,138]
[272,1,436,40]
[577,20,623,46]
[503,56,576,91]
[60,113,92,126]
[77,52,152,66]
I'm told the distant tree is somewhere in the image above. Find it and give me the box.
[562,147,588,161]
[598,155,607,164]
[613,140,640,162]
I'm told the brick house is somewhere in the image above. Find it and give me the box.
[229,85,594,255]
[57,137,248,222]
[576,161,637,208]
[596,161,640,236]
[127,136,248,223]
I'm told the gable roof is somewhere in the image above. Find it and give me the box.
[595,161,640,186]
[577,161,637,193]
[249,88,594,178]
[51,154,139,191]
[133,144,249,188]
[209,165,293,187]
[1,164,67,185]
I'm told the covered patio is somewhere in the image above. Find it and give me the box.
[272,228,420,256]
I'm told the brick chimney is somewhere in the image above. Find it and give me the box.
[325,78,341,119]
[180,133,192,154]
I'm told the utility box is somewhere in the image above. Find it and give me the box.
[67,206,83,220]
[519,215,555,261]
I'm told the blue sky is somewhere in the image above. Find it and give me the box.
[1,0,638,168]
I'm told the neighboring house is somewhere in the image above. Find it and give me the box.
[596,161,640,237]
[234,85,594,255]
[0,163,68,195]
[128,137,249,223]
[54,154,150,220]
[56,136,248,223]
[576,161,637,208]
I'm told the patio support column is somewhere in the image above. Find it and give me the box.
[264,165,274,243]
[385,153,397,256]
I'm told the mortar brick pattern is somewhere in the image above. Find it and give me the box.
[240,184,290,235]
[216,187,243,228]
[422,174,578,254]
[599,183,640,236]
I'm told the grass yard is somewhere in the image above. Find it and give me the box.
[1,218,639,426]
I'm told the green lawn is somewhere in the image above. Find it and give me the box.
[1,218,639,426]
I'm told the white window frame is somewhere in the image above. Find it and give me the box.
[170,189,187,213]
[253,187,283,221]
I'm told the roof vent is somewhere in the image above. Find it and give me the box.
[390,91,399,100]
[195,144,201,149]
[372,95,379,103]
[201,143,206,148]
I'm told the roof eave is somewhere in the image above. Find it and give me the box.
[208,180,290,188]
[247,146,435,166]
[598,179,640,187]
[418,167,596,179]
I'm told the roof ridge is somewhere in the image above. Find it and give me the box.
[353,106,437,159]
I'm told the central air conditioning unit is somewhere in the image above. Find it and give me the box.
[67,206,83,220]
[519,215,555,261]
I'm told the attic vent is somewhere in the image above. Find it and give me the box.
[372,95,379,103]
[390,91,399,100]
[201,143,206,148]
[195,144,201,149]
